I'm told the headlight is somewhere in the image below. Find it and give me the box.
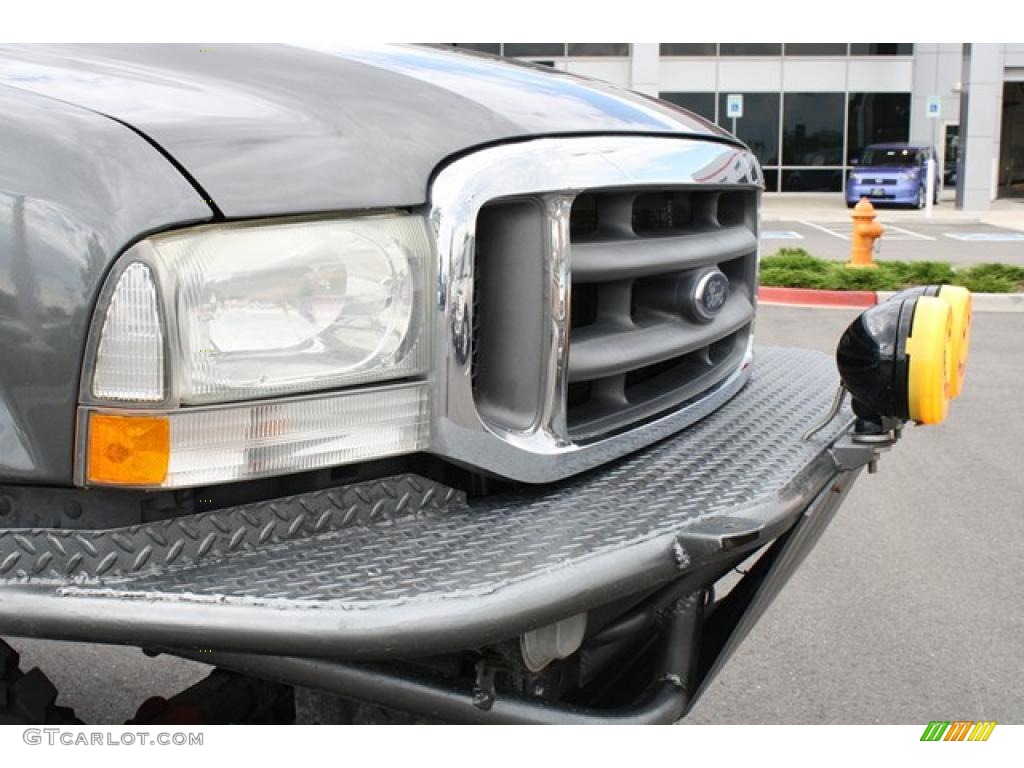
[92,214,430,404]
[80,213,432,488]
[898,172,917,182]
[849,173,862,183]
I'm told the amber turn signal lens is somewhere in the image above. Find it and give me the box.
[86,413,170,485]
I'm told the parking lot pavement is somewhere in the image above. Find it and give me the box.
[688,306,1024,724]
[761,219,1024,266]
[5,307,1023,725]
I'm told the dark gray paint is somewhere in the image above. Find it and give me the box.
[0,44,736,485]
[0,44,734,218]
[0,84,212,483]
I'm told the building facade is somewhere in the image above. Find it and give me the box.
[448,44,1024,210]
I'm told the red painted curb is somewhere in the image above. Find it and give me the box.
[759,286,878,308]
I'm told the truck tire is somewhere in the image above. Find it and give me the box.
[0,639,81,725]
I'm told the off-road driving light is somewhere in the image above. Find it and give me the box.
[869,284,972,399]
[935,285,971,398]
[836,285,972,430]
[904,297,953,425]
[84,383,429,487]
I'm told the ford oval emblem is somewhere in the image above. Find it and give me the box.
[692,270,730,321]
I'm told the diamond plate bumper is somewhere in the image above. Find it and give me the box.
[0,347,858,659]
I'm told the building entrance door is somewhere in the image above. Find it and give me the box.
[942,124,959,188]
[999,81,1024,197]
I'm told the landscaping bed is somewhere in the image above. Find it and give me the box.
[760,249,1024,293]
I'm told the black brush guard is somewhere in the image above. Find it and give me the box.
[0,348,884,723]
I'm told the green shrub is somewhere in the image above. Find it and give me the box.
[954,263,1024,293]
[759,250,1024,293]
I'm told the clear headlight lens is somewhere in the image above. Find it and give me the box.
[91,263,166,402]
[153,214,429,404]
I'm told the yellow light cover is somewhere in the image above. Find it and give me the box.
[937,285,972,399]
[87,413,170,485]
[905,297,953,426]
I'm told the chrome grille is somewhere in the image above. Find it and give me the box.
[564,188,757,439]
[430,136,762,483]
[471,187,757,441]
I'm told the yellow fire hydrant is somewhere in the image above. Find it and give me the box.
[848,198,883,268]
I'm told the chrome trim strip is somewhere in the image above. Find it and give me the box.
[428,136,761,483]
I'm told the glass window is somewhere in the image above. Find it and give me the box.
[659,44,717,56]
[717,93,781,165]
[784,43,848,56]
[719,44,782,56]
[850,43,913,56]
[943,124,960,186]
[761,168,780,193]
[847,93,911,163]
[861,146,925,166]
[567,44,629,57]
[782,92,845,166]
[503,44,566,58]
[659,92,716,122]
[445,44,501,55]
[781,169,843,192]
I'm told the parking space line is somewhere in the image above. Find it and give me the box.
[882,224,935,241]
[943,232,1024,242]
[798,220,849,240]
[761,230,804,240]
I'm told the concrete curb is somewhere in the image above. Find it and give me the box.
[758,287,877,308]
[760,286,1024,312]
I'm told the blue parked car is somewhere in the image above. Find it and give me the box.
[846,143,941,209]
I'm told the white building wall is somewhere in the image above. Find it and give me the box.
[628,43,659,96]
[1004,43,1024,68]
[960,44,1004,209]
[716,59,782,91]
[657,59,717,91]
[910,45,961,144]
[847,59,914,92]
[499,43,1007,207]
[564,59,631,89]
[781,60,847,91]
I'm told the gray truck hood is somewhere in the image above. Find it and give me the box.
[0,44,733,218]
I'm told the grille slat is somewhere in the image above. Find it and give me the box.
[568,294,754,383]
[563,187,758,440]
[571,225,757,283]
[471,183,758,445]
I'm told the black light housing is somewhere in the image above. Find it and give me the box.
[837,285,970,434]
